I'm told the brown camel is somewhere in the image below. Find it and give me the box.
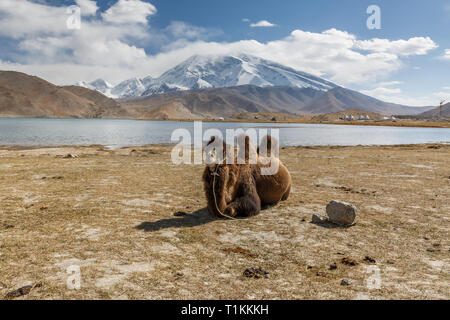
[202,135,291,218]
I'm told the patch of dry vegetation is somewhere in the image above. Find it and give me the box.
[0,144,449,299]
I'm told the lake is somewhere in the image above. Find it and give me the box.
[0,118,449,149]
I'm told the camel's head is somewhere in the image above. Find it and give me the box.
[204,136,234,169]
[204,136,240,204]
[205,134,258,168]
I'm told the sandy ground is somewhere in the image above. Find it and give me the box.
[0,144,449,300]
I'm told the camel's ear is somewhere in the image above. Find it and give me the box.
[206,136,216,147]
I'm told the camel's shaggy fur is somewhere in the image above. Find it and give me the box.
[202,136,292,218]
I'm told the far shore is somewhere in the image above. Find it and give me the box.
[1,116,449,128]
[167,118,450,129]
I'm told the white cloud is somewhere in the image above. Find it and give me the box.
[377,81,403,87]
[250,20,277,28]
[102,0,157,24]
[356,37,438,56]
[361,83,449,107]
[164,21,221,41]
[0,0,156,79]
[435,92,450,101]
[242,18,250,22]
[0,1,439,90]
[441,49,450,60]
[361,87,402,96]
[75,0,98,16]
[0,0,67,38]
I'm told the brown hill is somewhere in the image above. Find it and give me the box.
[121,85,321,120]
[122,85,433,120]
[0,71,127,118]
[416,103,450,119]
[301,87,431,116]
[0,71,435,120]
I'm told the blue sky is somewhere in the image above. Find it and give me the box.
[1,0,449,106]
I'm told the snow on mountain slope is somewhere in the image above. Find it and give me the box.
[145,54,337,96]
[110,78,146,98]
[77,79,115,98]
[78,54,337,98]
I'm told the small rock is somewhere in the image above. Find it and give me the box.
[341,257,358,266]
[311,213,326,224]
[329,263,337,270]
[40,206,48,211]
[341,279,352,286]
[174,211,188,217]
[326,200,357,226]
[363,256,376,264]
[5,286,33,299]
[63,154,78,159]
[243,267,269,279]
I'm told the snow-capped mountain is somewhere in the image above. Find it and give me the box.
[149,54,337,93]
[110,78,145,98]
[78,54,337,98]
[77,79,115,98]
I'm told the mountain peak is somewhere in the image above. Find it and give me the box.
[79,54,337,98]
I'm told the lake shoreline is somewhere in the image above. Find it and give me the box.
[0,116,449,128]
[1,142,449,152]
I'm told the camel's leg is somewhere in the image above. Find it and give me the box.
[225,193,261,218]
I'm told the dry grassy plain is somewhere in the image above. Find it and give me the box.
[0,144,449,300]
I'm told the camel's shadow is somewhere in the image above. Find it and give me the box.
[135,208,215,232]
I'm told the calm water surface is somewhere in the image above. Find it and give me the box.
[0,118,449,149]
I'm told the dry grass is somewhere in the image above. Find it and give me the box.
[0,144,449,300]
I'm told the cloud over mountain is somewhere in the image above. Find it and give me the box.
[0,0,439,93]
